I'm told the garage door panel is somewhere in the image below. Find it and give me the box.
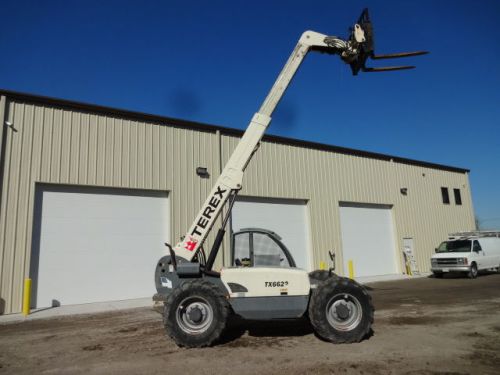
[340,204,397,278]
[32,185,169,308]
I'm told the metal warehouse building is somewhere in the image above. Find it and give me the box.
[0,90,475,314]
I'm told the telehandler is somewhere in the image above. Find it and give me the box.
[154,9,426,347]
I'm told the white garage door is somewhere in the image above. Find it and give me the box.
[231,198,311,270]
[31,185,169,308]
[339,203,397,278]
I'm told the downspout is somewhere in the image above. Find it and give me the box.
[0,95,7,313]
[0,96,6,205]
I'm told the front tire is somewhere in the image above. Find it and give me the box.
[309,277,374,343]
[468,263,478,279]
[164,279,229,348]
[433,272,444,279]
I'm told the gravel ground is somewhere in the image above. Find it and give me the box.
[1,273,499,375]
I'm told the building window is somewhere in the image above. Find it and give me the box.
[441,187,450,204]
[454,188,462,205]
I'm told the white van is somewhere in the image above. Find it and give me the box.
[430,232,500,279]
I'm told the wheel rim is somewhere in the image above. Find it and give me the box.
[325,293,363,331]
[176,296,214,334]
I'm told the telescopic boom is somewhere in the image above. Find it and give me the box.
[171,9,427,264]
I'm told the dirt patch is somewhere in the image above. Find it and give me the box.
[491,325,500,332]
[222,335,289,349]
[388,315,443,326]
[461,331,487,338]
[469,350,499,368]
[82,344,104,351]
[465,327,500,368]
[117,326,138,333]
[269,361,388,375]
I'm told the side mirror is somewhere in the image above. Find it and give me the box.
[434,248,438,253]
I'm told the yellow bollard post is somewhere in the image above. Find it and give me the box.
[406,263,412,276]
[348,260,354,279]
[319,261,326,270]
[22,278,32,316]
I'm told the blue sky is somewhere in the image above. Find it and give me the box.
[0,0,499,229]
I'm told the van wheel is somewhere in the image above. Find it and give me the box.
[468,263,478,279]
[433,272,443,279]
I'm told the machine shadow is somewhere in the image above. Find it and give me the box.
[219,316,374,345]
[246,318,313,337]
[218,317,313,345]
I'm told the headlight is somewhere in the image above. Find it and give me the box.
[456,258,468,265]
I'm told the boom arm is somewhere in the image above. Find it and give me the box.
[173,31,330,262]
[172,9,427,263]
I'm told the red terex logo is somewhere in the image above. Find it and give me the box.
[184,238,198,251]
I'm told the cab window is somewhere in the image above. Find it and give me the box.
[233,232,251,266]
[473,240,482,252]
[232,231,292,268]
[253,232,290,267]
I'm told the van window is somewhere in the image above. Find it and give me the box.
[473,240,482,252]
[436,240,471,253]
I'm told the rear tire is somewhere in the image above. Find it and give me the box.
[468,263,478,279]
[164,279,229,348]
[309,277,374,344]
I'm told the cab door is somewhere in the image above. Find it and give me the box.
[231,229,296,268]
[472,240,486,269]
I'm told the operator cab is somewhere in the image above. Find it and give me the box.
[231,228,296,268]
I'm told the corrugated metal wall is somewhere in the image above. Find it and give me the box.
[220,135,475,276]
[0,96,475,314]
[0,98,222,314]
